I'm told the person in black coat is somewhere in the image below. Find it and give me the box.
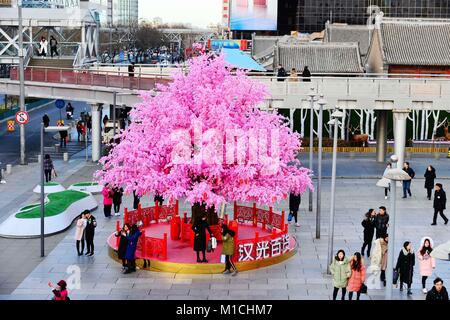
[424,165,436,200]
[395,241,415,295]
[59,129,68,148]
[154,194,164,206]
[302,66,311,82]
[361,209,376,257]
[113,187,124,216]
[402,162,415,198]
[192,214,212,263]
[276,64,287,82]
[374,206,389,239]
[133,190,140,210]
[432,183,448,225]
[289,192,301,227]
[43,114,50,128]
[114,223,130,269]
[84,210,96,256]
[426,278,449,301]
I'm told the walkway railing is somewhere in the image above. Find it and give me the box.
[9,66,171,91]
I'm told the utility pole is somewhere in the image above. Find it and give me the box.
[18,0,26,165]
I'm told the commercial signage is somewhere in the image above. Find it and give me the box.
[230,0,278,31]
[237,234,290,262]
[209,39,248,51]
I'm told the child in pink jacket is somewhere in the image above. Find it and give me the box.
[417,237,436,294]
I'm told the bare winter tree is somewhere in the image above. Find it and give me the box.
[133,25,165,50]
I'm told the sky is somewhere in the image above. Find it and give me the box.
[139,0,223,28]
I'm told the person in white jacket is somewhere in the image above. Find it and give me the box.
[75,212,87,256]
[39,37,48,57]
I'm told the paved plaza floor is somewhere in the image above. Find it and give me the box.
[0,154,449,300]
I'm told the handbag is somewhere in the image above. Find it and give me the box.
[52,169,58,178]
[207,239,212,253]
[360,283,368,294]
[287,212,293,222]
[220,254,226,264]
[393,269,399,285]
[211,236,217,250]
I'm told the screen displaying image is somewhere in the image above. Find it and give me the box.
[230,0,278,31]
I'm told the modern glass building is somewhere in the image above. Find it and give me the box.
[279,0,450,33]
[112,0,138,26]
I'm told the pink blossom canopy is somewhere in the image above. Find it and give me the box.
[95,54,313,208]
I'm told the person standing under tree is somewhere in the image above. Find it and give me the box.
[289,192,301,227]
[84,210,96,256]
[133,190,140,210]
[115,223,130,271]
[124,224,141,274]
[402,162,415,198]
[330,249,351,300]
[361,209,376,257]
[432,183,448,225]
[221,224,238,276]
[395,241,415,295]
[102,184,113,218]
[192,214,212,263]
[424,165,436,200]
[49,35,58,58]
[113,186,124,216]
[417,237,435,294]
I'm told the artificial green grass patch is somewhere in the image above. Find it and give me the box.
[73,182,98,187]
[16,190,89,219]
[20,203,41,212]
[44,182,60,186]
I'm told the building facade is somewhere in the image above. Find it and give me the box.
[111,0,138,27]
[279,0,450,34]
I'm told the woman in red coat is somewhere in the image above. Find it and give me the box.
[347,252,366,300]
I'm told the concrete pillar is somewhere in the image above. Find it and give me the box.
[376,110,388,163]
[91,103,103,162]
[289,108,295,131]
[393,109,410,169]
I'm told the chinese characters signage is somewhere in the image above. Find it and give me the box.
[238,234,290,262]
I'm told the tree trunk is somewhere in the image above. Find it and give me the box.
[191,202,219,226]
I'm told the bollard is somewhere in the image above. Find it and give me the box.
[6,164,12,175]
[63,152,69,162]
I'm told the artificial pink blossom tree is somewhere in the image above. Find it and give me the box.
[96,53,312,224]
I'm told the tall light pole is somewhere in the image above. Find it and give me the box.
[307,87,317,212]
[326,107,344,274]
[315,95,327,239]
[113,91,117,138]
[383,155,411,300]
[18,0,26,165]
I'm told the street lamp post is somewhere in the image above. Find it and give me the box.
[383,155,411,300]
[326,108,344,274]
[18,0,26,165]
[113,91,117,138]
[316,95,327,239]
[307,87,317,212]
[40,125,70,257]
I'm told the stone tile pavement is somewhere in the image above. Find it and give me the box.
[2,172,449,300]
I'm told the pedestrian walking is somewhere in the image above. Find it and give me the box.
[103,115,109,128]
[383,162,392,199]
[49,35,58,58]
[395,241,415,295]
[48,280,69,301]
[417,237,435,294]
[288,192,301,227]
[43,114,50,128]
[370,234,388,287]
[113,186,124,216]
[43,154,54,183]
[374,206,389,239]
[426,278,449,301]
[115,223,130,270]
[402,162,415,198]
[102,184,113,218]
[302,66,311,82]
[432,183,448,225]
[424,165,436,200]
[128,62,135,77]
[124,224,141,274]
[59,128,68,148]
[347,252,366,300]
[192,214,212,263]
[76,121,85,142]
[75,212,87,256]
[84,210,96,256]
[330,249,351,300]
[276,64,287,82]
[133,190,140,210]
[361,209,376,257]
[221,224,237,276]
[289,68,299,82]
[39,36,48,57]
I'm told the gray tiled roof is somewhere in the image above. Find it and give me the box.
[380,20,450,66]
[275,42,364,74]
[324,24,373,57]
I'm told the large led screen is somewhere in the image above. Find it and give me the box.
[230,0,278,31]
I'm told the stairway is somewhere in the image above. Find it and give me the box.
[28,58,74,69]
